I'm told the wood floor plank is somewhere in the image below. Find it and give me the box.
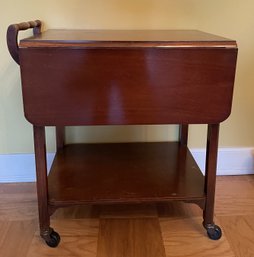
[0,183,37,221]
[215,176,254,216]
[99,203,158,219]
[159,217,235,257]
[245,175,254,183]
[157,202,202,218]
[1,177,254,257]
[26,219,99,257]
[97,218,166,257]
[0,182,36,194]
[219,215,254,257]
[0,202,38,221]
[52,205,100,219]
[0,220,36,257]
[0,221,11,248]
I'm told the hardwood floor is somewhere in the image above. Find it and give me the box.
[0,176,254,257]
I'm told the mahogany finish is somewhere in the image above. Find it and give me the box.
[6,20,238,245]
[179,125,189,146]
[7,20,41,64]
[19,47,237,126]
[20,29,236,48]
[203,124,220,226]
[55,126,65,151]
[33,126,50,236]
[48,142,205,206]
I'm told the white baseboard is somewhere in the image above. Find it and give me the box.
[191,148,254,176]
[0,147,253,183]
[0,153,55,183]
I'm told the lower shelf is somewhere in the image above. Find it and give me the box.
[48,142,205,207]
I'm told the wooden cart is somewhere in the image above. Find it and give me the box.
[7,20,237,247]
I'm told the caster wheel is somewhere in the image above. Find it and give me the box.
[45,230,61,247]
[207,225,222,240]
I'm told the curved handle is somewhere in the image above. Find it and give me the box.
[7,20,42,65]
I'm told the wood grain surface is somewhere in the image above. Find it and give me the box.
[97,218,166,257]
[20,47,237,126]
[1,176,254,256]
[19,29,237,48]
[219,215,254,257]
[0,220,37,257]
[26,219,99,257]
[215,176,254,216]
[47,143,205,206]
[160,217,234,257]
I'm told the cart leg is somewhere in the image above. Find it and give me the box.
[179,125,206,209]
[56,126,65,151]
[179,124,189,146]
[34,126,60,247]
[203,124,222,240]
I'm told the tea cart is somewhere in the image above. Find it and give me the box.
[7,20,237,247]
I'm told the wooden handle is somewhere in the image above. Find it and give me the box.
[7,20,42,65]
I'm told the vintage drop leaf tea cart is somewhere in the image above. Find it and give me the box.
[7,20,237,247]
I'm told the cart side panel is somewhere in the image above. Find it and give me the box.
[19,47,237,126]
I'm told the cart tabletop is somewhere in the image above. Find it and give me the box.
[20,29,237,48]
[18,29,238,126]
